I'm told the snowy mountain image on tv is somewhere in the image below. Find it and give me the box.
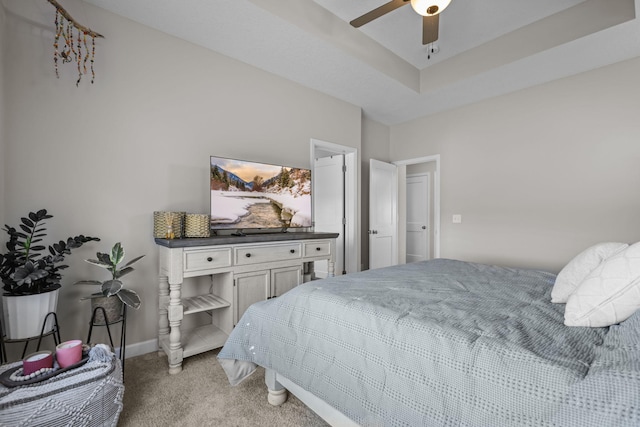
[210,156,312,230]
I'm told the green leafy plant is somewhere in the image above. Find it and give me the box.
[75,242,144,309]
[0,209,100,295]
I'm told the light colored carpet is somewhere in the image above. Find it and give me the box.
[119,349,329,426]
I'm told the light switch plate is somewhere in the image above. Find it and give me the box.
[452,214,462,224]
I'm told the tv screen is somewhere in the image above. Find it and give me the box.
[210,156,312,231]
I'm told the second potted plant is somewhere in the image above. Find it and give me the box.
[75,242,144,324]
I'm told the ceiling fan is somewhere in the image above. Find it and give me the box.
[350,0,452,45]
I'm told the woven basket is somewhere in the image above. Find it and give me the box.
[185,214,211,238]
[91,296,123,325]
[153,211,185,239]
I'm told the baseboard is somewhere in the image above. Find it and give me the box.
[116,338,158,359]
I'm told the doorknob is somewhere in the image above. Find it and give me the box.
[422,226,426,230]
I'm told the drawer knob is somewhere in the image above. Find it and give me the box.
[245,253,251,258]
[290,249,295,254]
[207,257,213,262]
[316,247,321,251]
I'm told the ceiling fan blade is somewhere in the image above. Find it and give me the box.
[350,0,410,28]
[422,14,439,45]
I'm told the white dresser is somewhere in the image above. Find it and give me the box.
[155,232,338,374]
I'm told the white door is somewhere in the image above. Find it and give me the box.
[369,159,398,269]
[313,155,344,277]
[406,174,430,263]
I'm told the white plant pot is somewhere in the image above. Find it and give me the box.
[1,289,59,340]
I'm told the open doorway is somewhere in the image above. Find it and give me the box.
[311,139,359,276]
[406,171,430,263]
[395,155,440,263]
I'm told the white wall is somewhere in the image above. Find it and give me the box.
[391,56,640,272]
[2,0,361,354]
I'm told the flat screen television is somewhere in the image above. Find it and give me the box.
[210,156,312,232]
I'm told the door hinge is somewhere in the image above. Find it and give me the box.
[342,217,346,225]
[342,165,347,173]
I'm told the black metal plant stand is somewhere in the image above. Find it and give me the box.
[0,312,62,364]
[86,305,127,379]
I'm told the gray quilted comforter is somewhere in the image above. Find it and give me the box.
[218,259,640,426]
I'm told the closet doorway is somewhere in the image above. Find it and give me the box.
[311,139,359,276]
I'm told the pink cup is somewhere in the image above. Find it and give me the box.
[56,340,83,368]
[23,351,54,375]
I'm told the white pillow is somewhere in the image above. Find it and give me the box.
[564,242,640,327]
[551,242,628,303]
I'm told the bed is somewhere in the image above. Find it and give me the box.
[217,258,640,426]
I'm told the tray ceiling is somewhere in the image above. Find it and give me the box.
[83,0,639,124]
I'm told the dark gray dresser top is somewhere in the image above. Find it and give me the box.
[155,232,339,248]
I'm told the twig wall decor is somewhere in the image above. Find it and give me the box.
[48,0,104,86]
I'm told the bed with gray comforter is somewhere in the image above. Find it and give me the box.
[218,259,640,426]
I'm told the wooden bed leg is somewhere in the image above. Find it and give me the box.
[265,369,288,406]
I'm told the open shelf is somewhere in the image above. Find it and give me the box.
[182,294,230,315]
[160,324,228,358]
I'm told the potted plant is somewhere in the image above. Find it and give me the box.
[75,242,144,324]
[0,209,100,339]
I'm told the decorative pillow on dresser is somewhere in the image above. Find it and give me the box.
[551,242,628,303]
[564,242,640,327]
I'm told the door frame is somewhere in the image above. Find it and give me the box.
[312,154,345,277]
[310,139,359,274]
[394,155,441,261]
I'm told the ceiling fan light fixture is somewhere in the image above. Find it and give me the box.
[410,0,451,16]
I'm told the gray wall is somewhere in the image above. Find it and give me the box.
[0,3,5,229]
[2,0,361,355]
[391,56,640,272]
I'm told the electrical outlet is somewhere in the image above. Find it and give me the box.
[452,214,462,224]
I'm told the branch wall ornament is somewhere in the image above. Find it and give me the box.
[47,0,104,86]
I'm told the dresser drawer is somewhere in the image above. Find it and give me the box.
[235,243,302,265]
[184,248,232,272]
[303,240,331,257]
